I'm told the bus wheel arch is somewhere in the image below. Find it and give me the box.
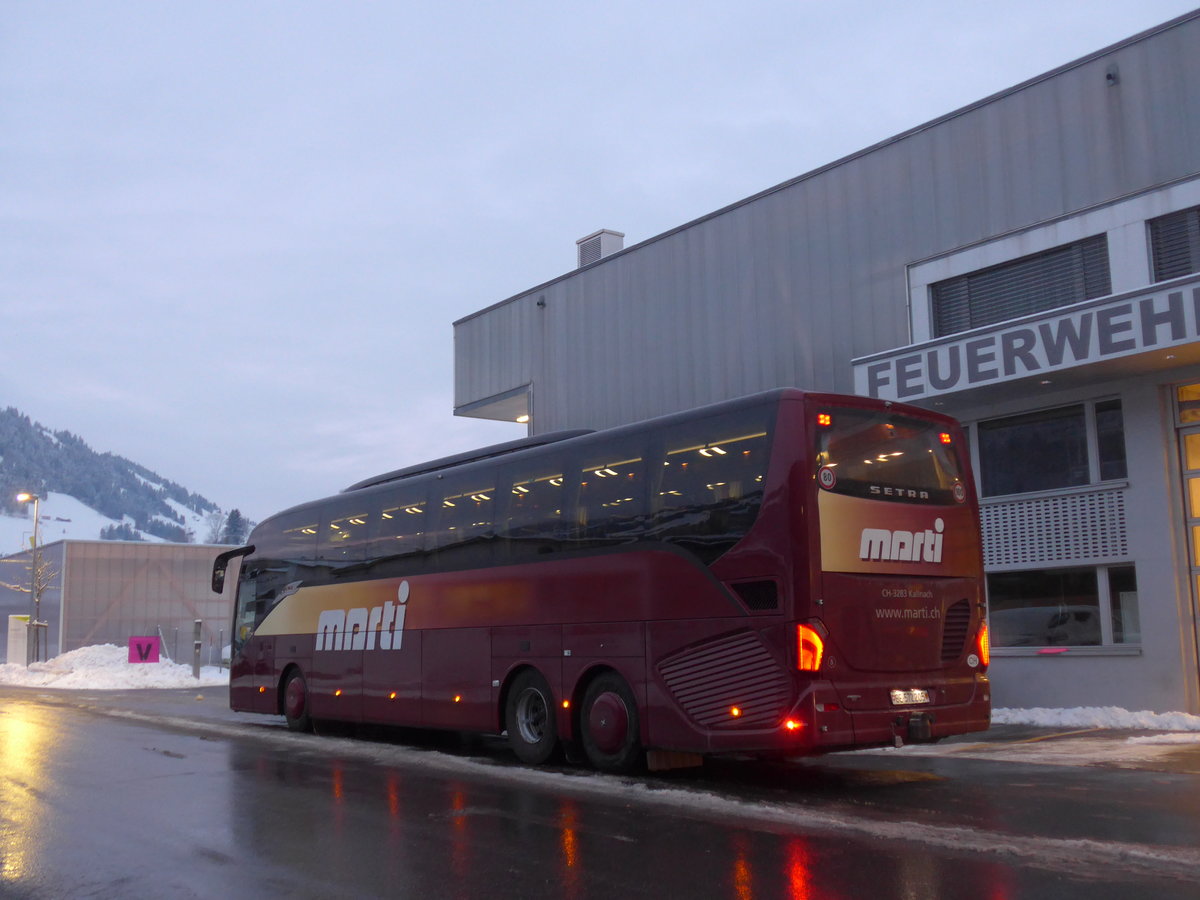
[578,668,643,774]
[281,666,313,733]
[503,667,560,765]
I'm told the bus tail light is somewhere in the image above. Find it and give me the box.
[976,621,990,669]
[796,623,825,672]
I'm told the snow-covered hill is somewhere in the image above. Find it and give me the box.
[1,405,235,548]
[0,491,213,555]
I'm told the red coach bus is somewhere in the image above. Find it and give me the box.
[213,389,990,772]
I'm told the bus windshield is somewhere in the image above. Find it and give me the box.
[814,407,964,504]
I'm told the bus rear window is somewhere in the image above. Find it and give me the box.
[815,408,964,504]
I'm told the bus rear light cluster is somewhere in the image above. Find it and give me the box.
[976,621,991,669]
[796,624,825,672]
[784,719,802,731]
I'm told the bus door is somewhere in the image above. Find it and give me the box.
[231,574,276,714]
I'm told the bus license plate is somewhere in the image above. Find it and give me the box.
[890,689,930,706]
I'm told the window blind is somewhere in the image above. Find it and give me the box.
[932,235,1111,337]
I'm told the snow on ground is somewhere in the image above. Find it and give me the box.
[994,705,1200,732]
[0,492,166,553]
[164,496,217,542]
[0,643,228,689]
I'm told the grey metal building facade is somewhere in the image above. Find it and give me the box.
[1,540,237,664]
[453,11,1200,714]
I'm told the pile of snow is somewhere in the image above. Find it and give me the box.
[994,705,1200,731]
[0,643,228,689]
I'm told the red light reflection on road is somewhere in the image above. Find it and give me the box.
[732,834,753,900]
[448,782,471,886]
[785,838,813,900]
[331,763,344,803]
[386,773,401,819]
[559,799,581,899]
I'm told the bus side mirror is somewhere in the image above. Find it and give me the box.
[212,545,255,594]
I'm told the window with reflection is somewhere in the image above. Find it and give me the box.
[502,465,567,549]
[815,407,962,504]
[977,400,1125,497]
[650,406,773,562]
[317,503,371,563]
[987,565,1137,648]
[435,474,496,548]
[368,490,429,562]
[577,440,648,542]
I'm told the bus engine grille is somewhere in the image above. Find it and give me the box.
[657,631,791,728]
[940,599,972,662]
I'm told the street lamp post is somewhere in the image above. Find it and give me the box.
[16,492,46,663]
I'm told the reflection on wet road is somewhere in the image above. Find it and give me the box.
[1,689,1199,898]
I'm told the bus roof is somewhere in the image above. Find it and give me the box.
[341,429,594,492]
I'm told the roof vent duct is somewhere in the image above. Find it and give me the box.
[576,229,625,268]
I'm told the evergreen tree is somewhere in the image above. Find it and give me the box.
[221,509,248,545]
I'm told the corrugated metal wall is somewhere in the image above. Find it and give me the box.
[60,542,233,659]
[454,12,1200,434]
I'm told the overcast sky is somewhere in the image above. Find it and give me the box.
[2,1,1196,523]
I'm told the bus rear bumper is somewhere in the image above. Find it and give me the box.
[686,676,991,757]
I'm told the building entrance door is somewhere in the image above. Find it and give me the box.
[1175,387,1200,705]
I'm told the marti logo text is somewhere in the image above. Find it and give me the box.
[316,581,410,651]
[859,518,945,563]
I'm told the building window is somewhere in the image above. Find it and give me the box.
[931,235,1111,337]
[988,565,1138,648]
[976,400,1126,497]
[1149,205,1200,282]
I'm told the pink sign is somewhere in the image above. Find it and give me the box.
[129,636,161,663]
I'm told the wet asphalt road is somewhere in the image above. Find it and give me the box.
[1,685,1199,899]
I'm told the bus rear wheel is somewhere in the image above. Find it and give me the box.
[283,669,313,733]
[505,669,559,765]
[580,672,642,774]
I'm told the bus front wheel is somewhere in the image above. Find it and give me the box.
[581,672,642,774]
[505,669,559,765]
[283,669,313,733]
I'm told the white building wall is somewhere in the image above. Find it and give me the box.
[962,371,1200,713]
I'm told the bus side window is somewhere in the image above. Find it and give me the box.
[368,488,429,564]
[577,437,649,543]
[652,409,772,562]
[434,469,496,550]
[318,502,371,564]
[279,516,319,565]
[499,464,567,558]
